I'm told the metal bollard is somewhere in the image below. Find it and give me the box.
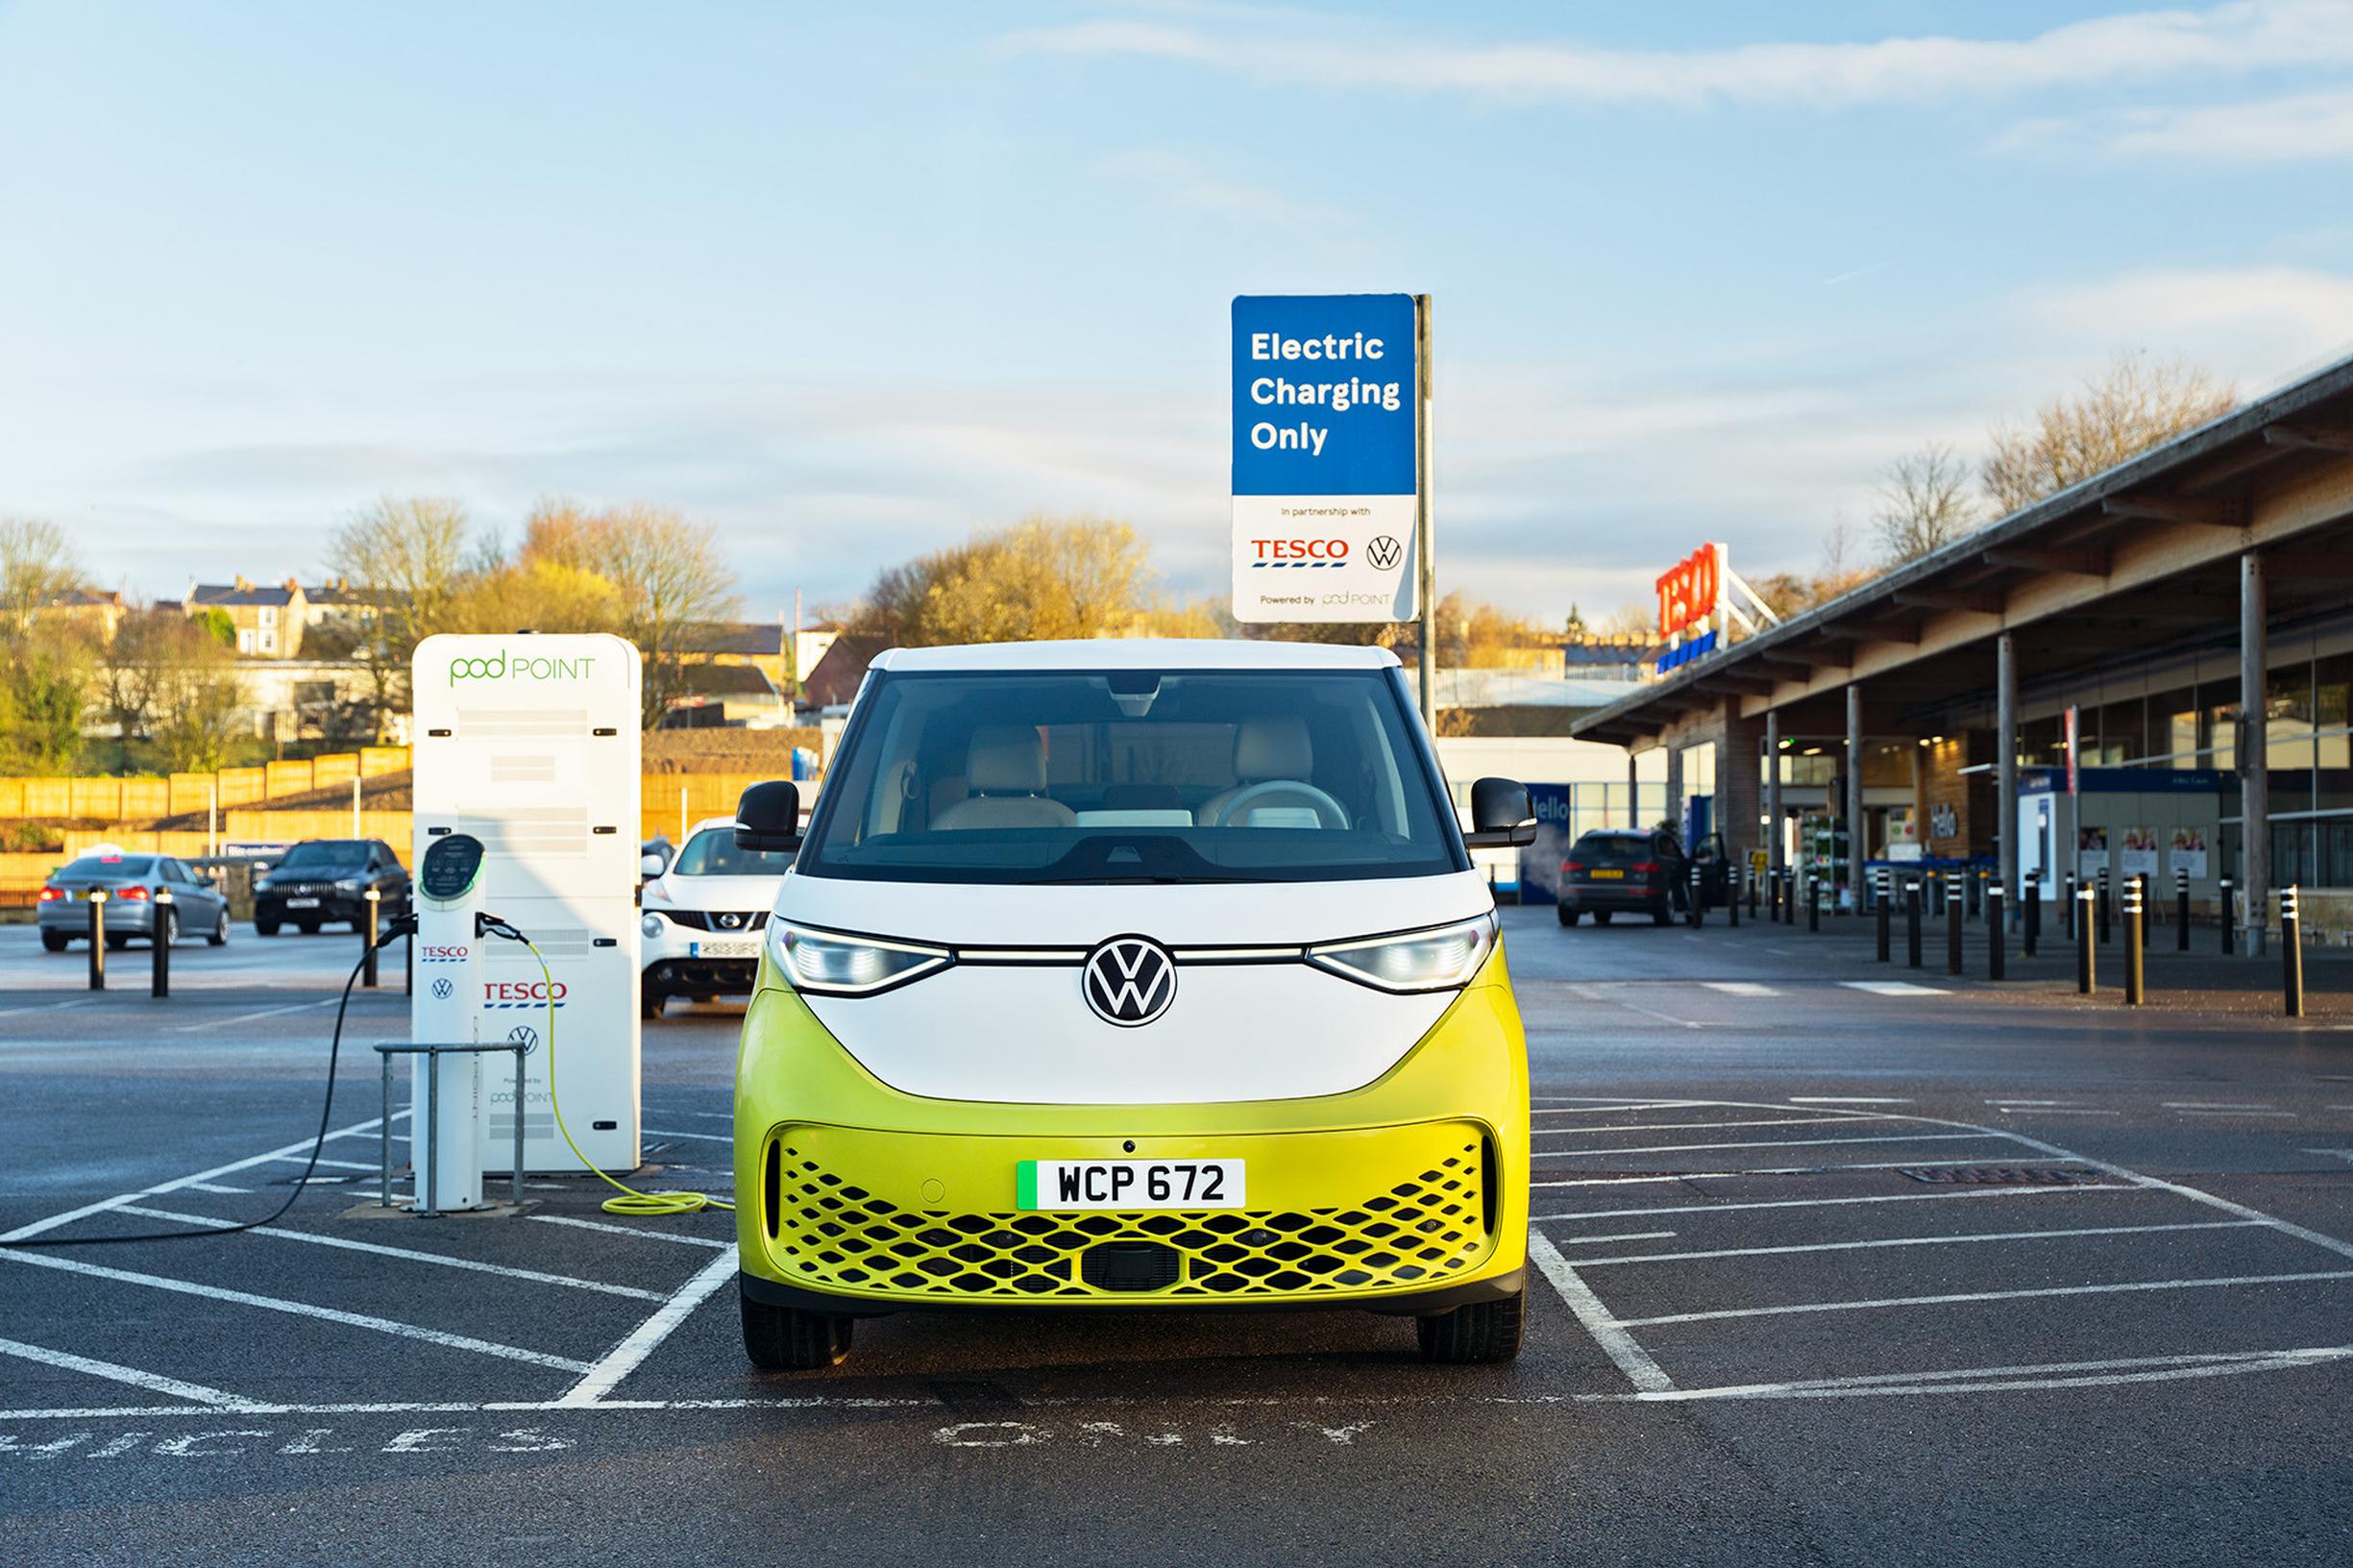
[2175,867,2190,953]
[2122,877,2145,1007]
[1689,863,1703,928]
[2282,887,2304,1018]
[151,888,172,999]
[362,888,380,990]
[2135,874,2150,950]
[2076,888,2096,995]
[1987,886,2004,981]
[1747,871,1758,921]
[86,889,107,992]
[1875,883,1891,963]
[1728,868,1740,927]
[2097,870,2112,945]
[405,926,413,994]
[2220,875,2234,955]
[1947,883,1964,975]
[2023,872,2041,957]
[1905,879,1923,968]
[2064,872,2078,940]
[1969,869,1983,921]
[1807,875,1820,933]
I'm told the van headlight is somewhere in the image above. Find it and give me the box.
[772,921,950,995]
[1308,914,1497,993]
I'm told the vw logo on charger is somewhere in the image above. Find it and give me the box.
[1083,936,1177,1027]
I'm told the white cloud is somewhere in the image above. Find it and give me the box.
[1999,89,2353,161]
[1092,148,1341,227]
[1002,2,2353,109]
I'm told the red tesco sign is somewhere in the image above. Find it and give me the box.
[1655,545,1722,640]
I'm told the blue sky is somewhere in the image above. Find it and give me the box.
[4,1,2351,625]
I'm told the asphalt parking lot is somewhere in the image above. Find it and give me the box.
[3,911,2350,1567]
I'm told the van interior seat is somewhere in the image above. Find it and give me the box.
[1195,715,1314,825]
[934,726,1077,831]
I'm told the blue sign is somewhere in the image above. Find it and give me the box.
[1231,294,1417,497]
[1230,293,1422,625]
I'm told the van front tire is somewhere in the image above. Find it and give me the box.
[742,1287,854,1370]
[1415,1286,1526,1365]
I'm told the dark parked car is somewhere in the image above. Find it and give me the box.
[253,839,411,936]
[37,851,232,950]
[1556,829,1737,926]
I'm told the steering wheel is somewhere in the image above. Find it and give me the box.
[1214,780,1350,829]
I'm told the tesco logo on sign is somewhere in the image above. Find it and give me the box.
[1254,537,1348,559]
[484,979,568,1010]
[1655,544,1722,640]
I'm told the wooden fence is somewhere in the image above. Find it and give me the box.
[0,747,412,822]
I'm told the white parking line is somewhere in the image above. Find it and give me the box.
[0,998,94,1018]
[1531,1155,2073,1189]
[1535,1131,1994,1160]
[0,1111,401,1244]
[184,1183,252,1195]
[1580,1347,2353,1404]
[528,1213,731,1249]
[268,1155,379,1173]
[1701,982,1778,997]
[1841,981,1949,995]
[115,1206,667,1301]
[1788,1096,1912,1104]
[2163,1101,2274,1110]
[1615,1269,2353,1329]
[1526,1231,1671,1393]
[0,1250,593,1373]
[171,997,339,1033]
[1536,1184,2131,1223]
[2175,1109,2296,1118]
[0,1336,260,1409]
[555,1252,739,1407]
[642,1127,733,1144]
[1531,1103,1698,1115]
[1532,1115,1884,1139]
[1548,1230,1678,1246]
[1570,1219,2263,1266]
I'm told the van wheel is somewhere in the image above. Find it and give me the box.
[208,908,231,945]
[40,930,68,953]
[742,1289,853,1370]
[641,992,665,1019]
[1556,906,1580,926]
[1416,1287,1526,1364]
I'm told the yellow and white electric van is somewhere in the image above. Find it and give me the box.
[730,640,1534,1368]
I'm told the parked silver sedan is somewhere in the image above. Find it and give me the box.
[37,851,232,951]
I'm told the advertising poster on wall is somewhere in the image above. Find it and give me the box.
[2077,825,2110,878]
[2120,825,2160,881]
[2168,827,2210,882]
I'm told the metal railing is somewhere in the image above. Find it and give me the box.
[373,1040,529,1214]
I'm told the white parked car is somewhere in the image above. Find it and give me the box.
[637,816,796,1018]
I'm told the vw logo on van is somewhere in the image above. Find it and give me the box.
[1083,936,1176,1027]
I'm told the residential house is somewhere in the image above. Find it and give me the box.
[184,577,308,658]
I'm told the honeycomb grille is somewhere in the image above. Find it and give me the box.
[764,1139,1488,1301]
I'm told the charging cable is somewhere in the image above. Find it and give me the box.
[476,914,731,1217]
[0,930,396,1249]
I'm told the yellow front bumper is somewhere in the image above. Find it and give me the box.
[733,949,1530,1311]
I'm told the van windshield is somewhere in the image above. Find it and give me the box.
[797,668,1465,885]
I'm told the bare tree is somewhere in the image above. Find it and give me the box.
[327,497,473,660]
[588,504,742,729]
[1873,443,1981,564]
[0,518,85,637]
[1982,353,2237,515]
[147,623,245,772]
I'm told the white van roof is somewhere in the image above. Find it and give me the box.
[872,639,1402,674]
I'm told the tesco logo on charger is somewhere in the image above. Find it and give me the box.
[484,979,568,1010]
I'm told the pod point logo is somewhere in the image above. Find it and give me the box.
[1365,535,1404,572]
[1083,936,1176,1027]
[449,649,600,685]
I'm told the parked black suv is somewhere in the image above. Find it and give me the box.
[1556,828,1738,927]
[253,839,411,935]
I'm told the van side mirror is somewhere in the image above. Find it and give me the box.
[734,780,803,854]
[1463,776,1536,848]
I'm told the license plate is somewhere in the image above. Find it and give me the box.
[1590,869,1625,880]
[1017,1159,1245,1211]
[690,939,759,959]
[285,897,321,909]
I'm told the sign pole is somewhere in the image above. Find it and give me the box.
[1414,294,1436,735]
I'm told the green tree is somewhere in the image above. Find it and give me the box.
[0,519,94,773]
[849,517,1157,648]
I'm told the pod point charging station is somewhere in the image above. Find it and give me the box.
[395,632,645,1213]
